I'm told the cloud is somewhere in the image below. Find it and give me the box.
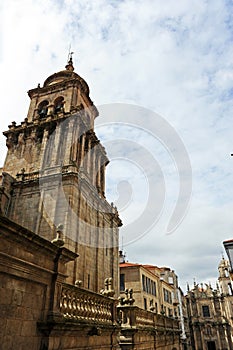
[1,0,233,291]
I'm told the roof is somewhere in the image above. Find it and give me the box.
[223,238,233,243]
[120,262,166,271]
[120,262,141,268]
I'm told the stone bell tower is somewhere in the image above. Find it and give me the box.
[0,55,121,293]
[218,256,233,296]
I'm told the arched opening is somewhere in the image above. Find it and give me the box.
[54,96,64,113]
[38,100,49,118]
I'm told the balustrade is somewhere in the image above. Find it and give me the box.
[59,283,115,324]
[16,170,40,181]
[59,283,180,333]
[135,308,154,327]
[118,304,179,331]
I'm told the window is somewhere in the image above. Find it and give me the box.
[144,298,147,310]
[163,288,172,304]
[152,281,157,296]
[202,305,210,317]
[87,274,90,289]
[168,308,173,317]
[207,341,216,350]
[54,96,64,113]
[120,274,125,291]
[142,274,146,292]
[168,276,174,284]
[38,100,49,118]
[228,283,233,295]
[146,277,149,293]
[142,275,156,296]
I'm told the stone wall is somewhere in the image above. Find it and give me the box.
[1,111,121,294]
[0,215,182,350]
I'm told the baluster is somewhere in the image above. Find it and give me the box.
[76,294,81,318]
[71,293,77,319]
[96,300,101,321]
[60,288,66,314]
[80,293,85,317]
[67,290,72,318]
[63,289,68,318]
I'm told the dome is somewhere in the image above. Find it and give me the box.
[43,57,89,95]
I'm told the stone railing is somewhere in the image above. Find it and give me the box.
[135,308,155,327]
[118,305,180,331]
[58,284,180,332]
[59,283,116,324]
[16,170,40,182]
[154,314,179,330]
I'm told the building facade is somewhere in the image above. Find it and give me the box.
[119,253,189,348]
[186,258,233,350]
[120,257,180,317]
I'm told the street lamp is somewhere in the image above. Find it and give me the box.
[223,239,233,272]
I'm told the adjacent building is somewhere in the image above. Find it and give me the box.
[119,252,189,348]
[186,257,233,350]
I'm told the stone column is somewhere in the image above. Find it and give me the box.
[86,136,92,177]
[100,163,105,196]
[79,133,86,168]
[52,123,62,166]
[63,118,75,164]
[96,155,101,193]
[91,150,95,186]
[71,123,80,163]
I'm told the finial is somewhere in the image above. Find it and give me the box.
[187,282,190,292]
[51,223,65,247]
[193,277,196,287]
[66,47,74,71]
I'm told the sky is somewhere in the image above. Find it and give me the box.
[1,0,233,291]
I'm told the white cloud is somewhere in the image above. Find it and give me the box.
[1,0,233,291]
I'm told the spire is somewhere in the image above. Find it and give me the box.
[65,50,74,72]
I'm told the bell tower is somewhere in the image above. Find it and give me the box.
[0,56,121,293]
[218,257,233,295]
